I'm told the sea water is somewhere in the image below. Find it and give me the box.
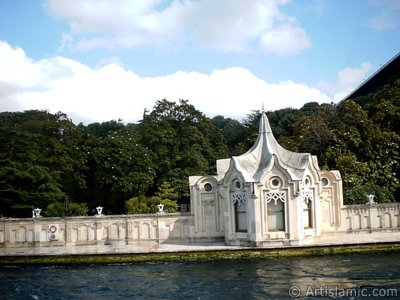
[1,252,399,299]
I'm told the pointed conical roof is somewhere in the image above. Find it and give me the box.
[231,112,310,182]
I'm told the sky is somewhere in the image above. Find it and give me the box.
[0,0,399,124]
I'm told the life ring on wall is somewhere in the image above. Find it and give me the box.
[49,225,57,233]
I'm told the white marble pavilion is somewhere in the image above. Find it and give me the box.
[189,112,344,246]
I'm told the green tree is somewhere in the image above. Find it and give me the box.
[233,109,262,154]
[325,99,399,203]
[0,110,87,206]
[44,201,88,217]
[365,79,400,133]
[237,103,322,154]
[83,119,125,138]
[125,195,178,214]
[156,181,179,201]
[211,115,246,155]
[83,126,155,213]
[333,153,372,204]
[0,160,65,217]
[293,103,336,166]
[136,99,227,203]
[364,81,400,201]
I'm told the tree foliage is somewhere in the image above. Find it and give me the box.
[82,126,155,213]
[211,115,246,156]
[44,201,88,217]
[0,160,65,217]
[136,99,228,203]
[0,81,399,216]
[239,84,399,204]
[125,196,178,214]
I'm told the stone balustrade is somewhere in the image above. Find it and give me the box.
[1,203,400,251]
[341,203,400,232]
[0,213,199,248]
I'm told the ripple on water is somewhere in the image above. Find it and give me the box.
[0,252,399,300]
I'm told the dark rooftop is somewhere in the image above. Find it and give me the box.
[344,52,400,100]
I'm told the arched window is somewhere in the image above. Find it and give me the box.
[232,192,247,232]
[302,190,313,229]
[265,191,286,231]
[235,201,247,232]
[267,200,285,231]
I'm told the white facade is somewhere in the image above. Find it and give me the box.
[1,203,399,251]
[189,112,344,246]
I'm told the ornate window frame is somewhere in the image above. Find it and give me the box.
[302,190,314,229]
[231,192,247,232]
[264,191,286,232]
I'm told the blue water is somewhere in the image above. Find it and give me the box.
[1,252,399,299]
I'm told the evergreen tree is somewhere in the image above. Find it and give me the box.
[136,99,228,203]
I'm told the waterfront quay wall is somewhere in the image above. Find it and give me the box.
[340,203,400,232]
[0,213,223,249]
[0,203,399,252]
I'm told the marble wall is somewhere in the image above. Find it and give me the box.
[340,203,400,232]
[0,213,198,248]
[1,203,399,250]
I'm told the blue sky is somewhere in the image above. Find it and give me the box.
[0,0,399,124]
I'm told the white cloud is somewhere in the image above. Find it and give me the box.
[0,42,41,88]
[0,41,330,124]
[259,23,311,55]
[45,0,311,54]
[317,62,374,101]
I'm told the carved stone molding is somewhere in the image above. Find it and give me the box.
[231,192,247,205]
[264,191,286,205]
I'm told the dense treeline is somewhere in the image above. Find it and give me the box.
[1,81,399,217]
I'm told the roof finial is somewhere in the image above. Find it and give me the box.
[261,102,265,113]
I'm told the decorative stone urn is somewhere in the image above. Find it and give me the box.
[367,194,375,205]
[33,208,42,218]
[96,206,103,216]
[157,203,164,213]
